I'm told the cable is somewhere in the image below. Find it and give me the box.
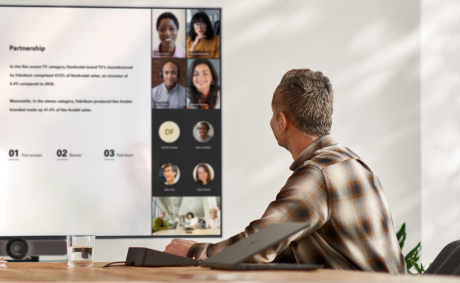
[102,261,134,268]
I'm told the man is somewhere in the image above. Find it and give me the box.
[163,163,178,185]
[206,208,220,229]
[165,69,406,274]
[152,61,186,109]
[152,211,171,233]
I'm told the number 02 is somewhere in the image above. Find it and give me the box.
[57,149,67,157]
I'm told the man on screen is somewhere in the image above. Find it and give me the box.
[152,61,186,109]
[164,69,406,274]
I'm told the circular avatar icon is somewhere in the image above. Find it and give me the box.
[193,163,214,185]
[193,121,214,143]
[160,163,180,185]
[159,121,180,143]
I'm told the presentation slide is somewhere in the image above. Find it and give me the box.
[0,6,221,237]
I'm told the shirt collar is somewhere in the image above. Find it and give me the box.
[289,135,337,171]
[162,82,178,93]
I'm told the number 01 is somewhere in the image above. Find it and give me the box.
[9,149,18,157]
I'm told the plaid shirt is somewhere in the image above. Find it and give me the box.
[187,135,406,274]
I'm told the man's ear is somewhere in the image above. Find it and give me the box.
[278,112,288,132]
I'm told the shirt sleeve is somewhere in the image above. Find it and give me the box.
[214,35,220,58]
[151,86,158,109]
[187,165,329,262]
[186,37,195,58]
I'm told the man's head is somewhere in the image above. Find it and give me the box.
[160,211,166,219]
[161,61,180,90]
[163,163,178,185]
[209,208,218,218]
[271,69,333,140]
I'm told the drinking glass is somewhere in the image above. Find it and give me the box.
[66,236,95,267]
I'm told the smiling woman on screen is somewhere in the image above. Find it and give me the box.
[195,163,213,185]
[185,212,198,228]
[153,12,185,58]
[186,11,220,58]
[186,59,220,109]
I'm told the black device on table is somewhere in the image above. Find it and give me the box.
[126,222,323,271]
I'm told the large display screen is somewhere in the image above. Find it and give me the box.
[0,6,222,237]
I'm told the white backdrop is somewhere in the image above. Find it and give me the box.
[0,0,456,265]
[0,7,152,237]
[421,0,460,263]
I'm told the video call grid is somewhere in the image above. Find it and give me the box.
[150,8,222,237]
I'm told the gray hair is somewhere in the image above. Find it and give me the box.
[272,69,333,137]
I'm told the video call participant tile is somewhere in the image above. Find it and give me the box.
[152,196,221,236]
[193,121,214,143]
[186,59,220,109]
[159,121,180,143]
[193,163,214,186]
[186,9,220,59]
[152,59,187,109]
[159,163,180,185]
[152,9,186,58]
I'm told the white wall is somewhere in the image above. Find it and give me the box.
[421,0,460,263]
[5,0,453,264]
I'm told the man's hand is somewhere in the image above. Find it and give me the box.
[164,239,197,257]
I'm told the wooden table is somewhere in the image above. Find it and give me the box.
[1,262,460,282]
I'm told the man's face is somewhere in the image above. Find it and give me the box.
[162,62,179,89]
[160,211,166,219]
[163,166,176,183]
[270,104,288,149]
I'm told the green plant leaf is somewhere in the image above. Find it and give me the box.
[408,259,423,275]
[399,234,406,250]
[420,263,426,273]
[406,259,413,270]
[397,224,427,275]
[413,262,423,274]
[396,223,406,237]
[405,242,421,262]
[396,223,406,249]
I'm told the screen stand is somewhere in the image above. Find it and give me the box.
[6,256,39,262]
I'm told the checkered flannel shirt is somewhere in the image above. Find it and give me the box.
[187,135,406,274]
